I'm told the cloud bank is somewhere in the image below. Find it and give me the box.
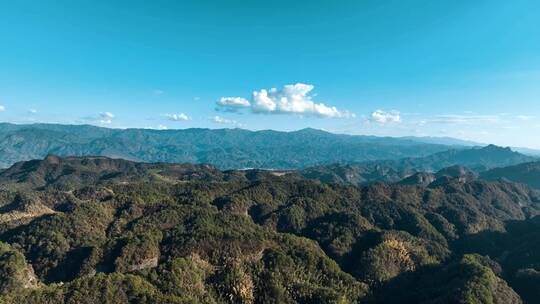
[217,83,354,118]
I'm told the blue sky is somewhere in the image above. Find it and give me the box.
[1,0,539,148]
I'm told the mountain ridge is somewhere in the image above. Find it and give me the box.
[481,161,540,190]
[0,123,473,169]
[301,145,536,186]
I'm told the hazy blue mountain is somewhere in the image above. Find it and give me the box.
[0,123,463,169]
[399,136,540,157]
[513,147,540,156]
[400,136,482,146]
[302,145,536,185]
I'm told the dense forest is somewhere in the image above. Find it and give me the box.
[0,156,539,303]
[0,123,475,169]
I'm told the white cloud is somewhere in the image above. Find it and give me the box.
[164,113,191,121]
[211,115,242,127]
[98,112,115,124]
[217,83,354,118]
[430,114,501,124]
[217,97,251,109]
[516,115,534,121]
[408,113,511,127]
[143,125,169,130]
[28,109,38,114]
[370,110,401,123]
[416,120,428,126]
[100,112,114,119]
[0,105,5,112]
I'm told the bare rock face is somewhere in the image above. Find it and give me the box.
[114,234,161,273]
[126,256,159,272]
[0,194,55,230]
[19,263,41,289]
[0,201,55,225]
[0,242,41,293]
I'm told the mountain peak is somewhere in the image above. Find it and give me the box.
[481,144,512,152]
[44,155,61,165]
[295,128,330,135]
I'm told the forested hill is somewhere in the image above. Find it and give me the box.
[0,123,465,169]
[481,161,540,190]
[0,156,540,303]
[0,155,298,190]
[301,145,536,186]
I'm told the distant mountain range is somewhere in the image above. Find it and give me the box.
[0,123,474,169]
[1,124,538,303]
[3,152,539,192]
[401,136,540,156]
[399,135,483,146]
[301,145,537,185]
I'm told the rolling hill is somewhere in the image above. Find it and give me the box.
[481,161,540,190]
[0,156,539,302]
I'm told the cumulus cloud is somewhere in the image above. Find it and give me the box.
[164,113,191,121]
[217,97,250,109]
[370,110,401,123]
[211,115,242,127]
[217,83,354,118]
[0,105,4,112]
